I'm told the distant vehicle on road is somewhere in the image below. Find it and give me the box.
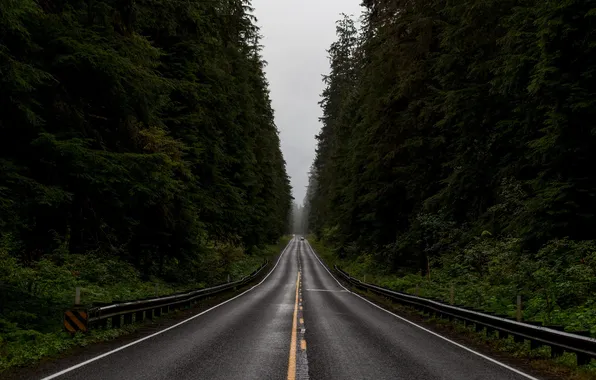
[300,237,305,241]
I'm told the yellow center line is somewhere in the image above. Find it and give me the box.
[287,271,301,380]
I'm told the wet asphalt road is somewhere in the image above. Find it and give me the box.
[35,238,537,380]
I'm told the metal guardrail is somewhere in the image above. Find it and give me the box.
[334,265,596,366]
[65,261,270,332]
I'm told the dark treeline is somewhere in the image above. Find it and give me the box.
[1,0,292,281]
[306,0,596,273]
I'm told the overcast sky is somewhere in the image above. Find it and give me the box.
[252,0,363,205]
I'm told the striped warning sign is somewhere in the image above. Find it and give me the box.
[64,309,88,333]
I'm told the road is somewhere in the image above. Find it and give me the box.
[36,238,538,380]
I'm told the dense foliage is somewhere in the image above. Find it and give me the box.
[0,0,292,367]
[0,237,289,371]
[306,1,596,331]
[1,0,291,277]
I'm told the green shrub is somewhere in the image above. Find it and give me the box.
[314,236,596,334]
[0,237,289,372]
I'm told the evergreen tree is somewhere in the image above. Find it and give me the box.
[307,0,596,272]
[0,0,292,280]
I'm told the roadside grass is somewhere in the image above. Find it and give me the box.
[365,289,596,380]
[0,237,291,372]
[307,237,596,334]
[308,237,596,380]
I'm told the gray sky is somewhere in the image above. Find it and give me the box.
[252,0,363,204]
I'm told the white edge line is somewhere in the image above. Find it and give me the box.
[40,238,296,380]
[303,240,541,380]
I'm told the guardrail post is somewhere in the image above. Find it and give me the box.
[97,318,107,329]
[135,310,144,322]
[112,315,121,328]
[123,313,133,325]
[577,353,591,366]
[551,346,564,358]
[154,307,161,317]
[572,331,593,365]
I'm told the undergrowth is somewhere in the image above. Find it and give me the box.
[309,237,596,378]
[309,238,596,335]
[0,236,290,372]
